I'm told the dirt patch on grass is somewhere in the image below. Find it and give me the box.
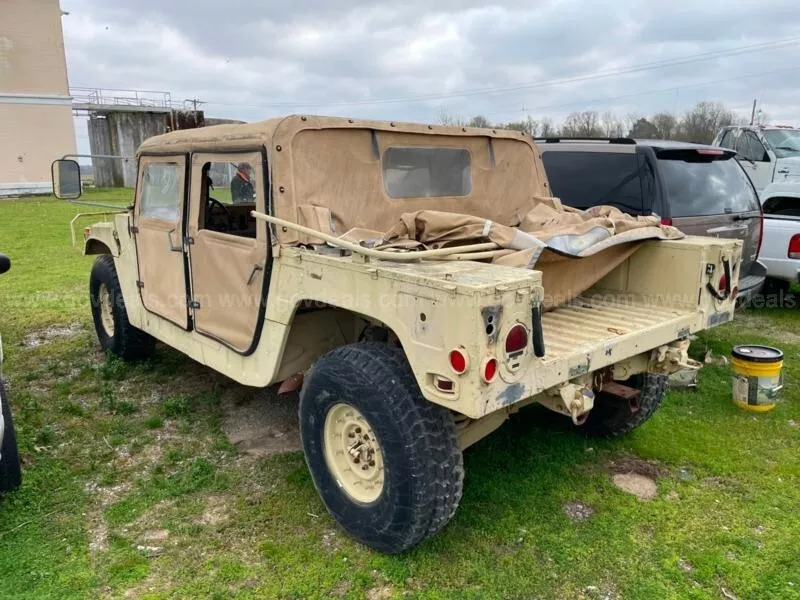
[606,455,663,501]
[221,387,301,457]
[22,322,83,347]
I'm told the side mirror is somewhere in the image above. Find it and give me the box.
[0,254,10,275]
[52,159,82,199]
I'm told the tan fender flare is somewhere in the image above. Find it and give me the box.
[83,226,120,257]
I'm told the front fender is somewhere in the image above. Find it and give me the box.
[84,223,119,257]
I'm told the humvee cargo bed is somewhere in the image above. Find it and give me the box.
[54,115,741,553]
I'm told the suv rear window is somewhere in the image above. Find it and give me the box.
[656,152,760,217]
[540,151,648,214]
[382,147,471,198]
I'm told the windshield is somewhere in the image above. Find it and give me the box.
[657,153,760,217]
[763,129,800,158]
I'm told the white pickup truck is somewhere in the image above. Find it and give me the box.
[760,188,800,293]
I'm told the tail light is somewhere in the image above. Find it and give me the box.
[449,348,468,374]
[789,234,800,259]
[757,214,764,258]
[719,273,728,294]
[481,357,498,383]
[660,217,673,226]
[505,324,528,354]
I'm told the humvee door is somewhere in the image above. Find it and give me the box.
[185,151,268,353]
[133,155,190,329]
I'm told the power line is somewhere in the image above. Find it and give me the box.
[200,36,800,109]
[480,65,800,120]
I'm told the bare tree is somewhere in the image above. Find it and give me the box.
[678,101,734,144]
[503,116,538,136]
[468,115,491,128]
[437,109,465,127]
[652,112,677,140]
[600,110,625,137]
[539,117,556,137]
[561,111,602,137]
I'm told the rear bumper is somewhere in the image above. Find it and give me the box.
[737,260,767,303]
[760,256,800,285]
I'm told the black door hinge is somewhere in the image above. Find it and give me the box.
[184,236,194,246]
[136,280,145,289]
[188,299,201,309]
[129,225,139,234]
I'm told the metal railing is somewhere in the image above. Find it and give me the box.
[70,87,175,109]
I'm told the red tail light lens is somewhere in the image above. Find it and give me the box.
[660,217,673,226]
[719,273,728,293]
[505,324,528,354]
[482,357,498,383]
[789,234,800,259]
[449,349,468,374]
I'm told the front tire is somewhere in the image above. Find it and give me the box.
[300,343,463,554]
[0,380,22,493]
[90,256,155,361]
[576,373,667,438]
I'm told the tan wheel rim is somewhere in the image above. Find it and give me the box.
[99,283,115,337]
[323,403,385,504]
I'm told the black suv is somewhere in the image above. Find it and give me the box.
[536,138,766,301]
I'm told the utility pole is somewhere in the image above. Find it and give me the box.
[750,99,757,126]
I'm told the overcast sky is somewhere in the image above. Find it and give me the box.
[62,0,800,152]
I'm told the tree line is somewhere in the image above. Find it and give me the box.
[440,101,757,144]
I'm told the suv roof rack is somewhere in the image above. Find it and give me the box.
[534,137,636,145]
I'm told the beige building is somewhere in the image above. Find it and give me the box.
[0,0,77,196]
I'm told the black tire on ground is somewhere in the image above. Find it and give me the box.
[89,255,155,361]
[0,379,22,493]
[575,373,668,438]
[299,342,464,554]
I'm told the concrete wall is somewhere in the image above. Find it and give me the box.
[88,112,169,187]
[0,0,77,195]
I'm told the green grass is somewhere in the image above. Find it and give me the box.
[1,191,799,598]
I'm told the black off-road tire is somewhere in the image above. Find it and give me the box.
[90,256,155,361]
[575,373,668,438]
[299,342,464,554]
[0,379,22,493]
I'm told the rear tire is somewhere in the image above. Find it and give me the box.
[299,343,463,553]
[90,256,155,361]
[0,380,22,493]
[576,373,667,438]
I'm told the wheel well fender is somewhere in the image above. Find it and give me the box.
[84,238,114,256]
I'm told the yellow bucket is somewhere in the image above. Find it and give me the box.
[731,345,784,412]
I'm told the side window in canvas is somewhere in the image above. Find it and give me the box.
[140,163,182,221]
[200,161,258,238]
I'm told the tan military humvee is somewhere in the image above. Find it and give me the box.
[54,116,741,553]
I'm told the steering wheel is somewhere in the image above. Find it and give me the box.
[205,197,231,232]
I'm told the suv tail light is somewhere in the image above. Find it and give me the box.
[757,214,764,258]
[660,217,673,226]
[505,324,528,354]
[789,234,800,259]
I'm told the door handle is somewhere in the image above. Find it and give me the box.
[247,263,264,285]
[777,168,790,174]
[166,228,182,252]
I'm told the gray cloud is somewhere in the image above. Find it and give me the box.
[64,0,800,153]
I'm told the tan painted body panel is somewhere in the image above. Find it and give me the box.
[92,210,739,420]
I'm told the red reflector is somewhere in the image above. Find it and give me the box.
[449,349,468,374]
[505,324,528,354]
[696,149,724,155]
[789,234,800,259]
[660,217,673,226]
[482,357,498,383]
[434,376,454,392]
